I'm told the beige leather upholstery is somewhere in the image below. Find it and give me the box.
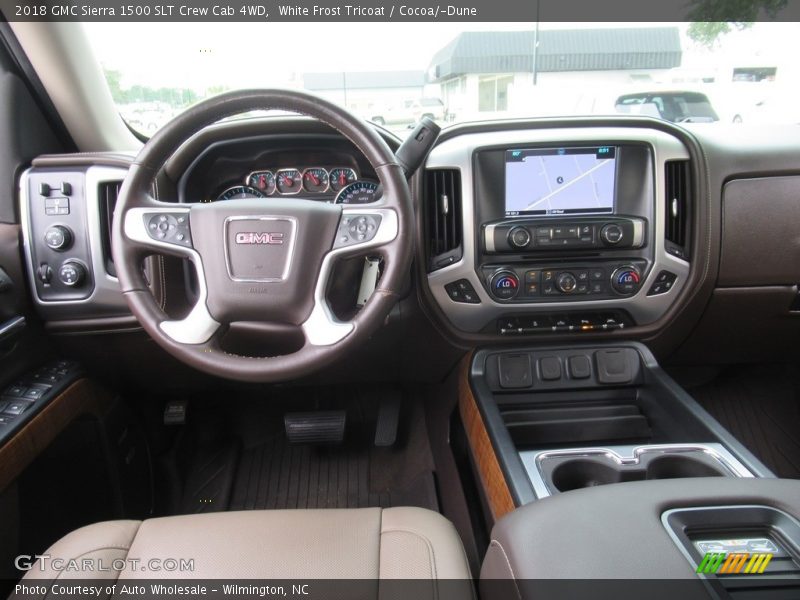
[24,508,473,591]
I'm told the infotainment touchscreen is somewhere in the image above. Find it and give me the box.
[505,146,616,217]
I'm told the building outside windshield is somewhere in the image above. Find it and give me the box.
[85,21,800,137]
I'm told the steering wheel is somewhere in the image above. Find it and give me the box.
[111,90,413,382]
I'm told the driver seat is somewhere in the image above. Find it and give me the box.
[21,507,474,595]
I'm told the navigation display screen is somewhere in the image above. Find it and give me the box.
[505,146,616,217]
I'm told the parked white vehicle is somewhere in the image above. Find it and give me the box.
[370,97,446,126]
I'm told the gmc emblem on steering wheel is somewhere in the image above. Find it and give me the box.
[235,232,285,245]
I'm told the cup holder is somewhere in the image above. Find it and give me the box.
[646,454,726,480]
[542,449,729,493]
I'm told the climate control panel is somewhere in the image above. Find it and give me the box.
[483,260,648,303]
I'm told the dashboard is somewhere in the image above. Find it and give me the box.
[18,116,800,368]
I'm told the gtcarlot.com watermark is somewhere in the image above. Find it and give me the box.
[15,554,195,573]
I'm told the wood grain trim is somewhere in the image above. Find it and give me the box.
[0,379,114,493]
[458,353,515,522]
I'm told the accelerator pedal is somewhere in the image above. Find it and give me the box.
[284,410,346,445]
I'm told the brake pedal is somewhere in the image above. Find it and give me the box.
[284,410,346,445]
[374,393,401,447]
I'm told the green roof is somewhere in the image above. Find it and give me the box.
[429,28,681,81]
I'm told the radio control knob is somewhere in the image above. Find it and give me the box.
[556,272,577,293]
[611,266,641,295]
[58,260,86,287]
[44,225,73,251]
[600,223,624,245]
[508,226,531,249]
[489,270,520,300]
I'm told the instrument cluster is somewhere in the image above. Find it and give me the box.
[214,166,380,205]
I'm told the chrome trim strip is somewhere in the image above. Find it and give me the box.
[425,127,691,333]
[484,223,497,253]
[520,443,754,499]
[123,206,220,345]
[222,215,298,283]
[632,218,645,247]
[302,207,398,346]
[0,315,25,343]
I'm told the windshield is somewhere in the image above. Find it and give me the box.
[85,22,800,136]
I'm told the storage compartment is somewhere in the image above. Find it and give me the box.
[503,403,651,446]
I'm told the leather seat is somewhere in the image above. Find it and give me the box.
[23,507,473,596]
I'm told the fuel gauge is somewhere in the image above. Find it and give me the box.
[246,171,275,195]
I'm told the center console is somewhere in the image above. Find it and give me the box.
[424,127,692,338]
[467,344,800,597]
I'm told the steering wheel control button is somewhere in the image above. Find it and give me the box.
[490,271,520,300]
[508,226,531,249]
[58,261,85,287]
[539,356,562,381]
[145,213,192,247]
[647,270,678,296]
[600,223,624,245]
[611,266,641,295]
[335,214,382,248]
[445,279,481,304]
[44,225,73,251]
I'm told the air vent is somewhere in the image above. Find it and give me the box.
[664,160,691,261]
[424,169,462,271]
[98,180,122,276]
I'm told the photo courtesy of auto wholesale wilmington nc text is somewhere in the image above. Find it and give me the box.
[14,582,314,598]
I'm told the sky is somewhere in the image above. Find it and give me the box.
[84,22,800,92]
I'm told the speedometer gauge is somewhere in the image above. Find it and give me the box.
[334,180,381,205]
[216,185,266,201]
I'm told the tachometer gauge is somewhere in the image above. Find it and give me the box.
[302,168,329,193]
[216,185,266,201]
[334,180,381,205]
[247,171,275,195]
[329,167,357,192]
[275,168,302,195]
